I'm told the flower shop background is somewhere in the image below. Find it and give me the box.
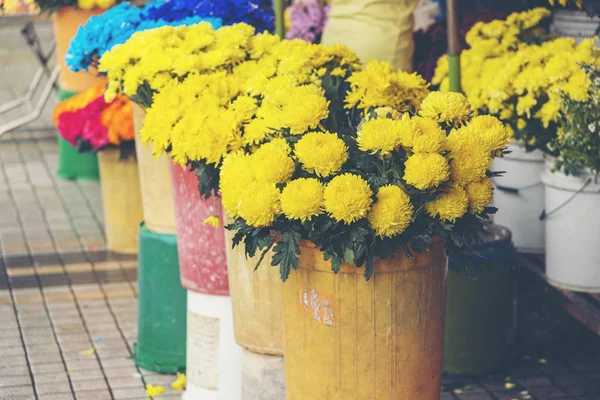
[1,1,600,400]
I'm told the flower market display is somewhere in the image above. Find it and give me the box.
[53,81,142,254]
[433,8,599,253]
[128,19,511,397]
[542,64,600,292]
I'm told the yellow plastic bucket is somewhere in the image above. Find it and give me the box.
[52,7,105,92]
[321,0,420,72]
[133,104,177,234]
[282,241,447,400]
[224,227,284,355]
[98,149,143,254]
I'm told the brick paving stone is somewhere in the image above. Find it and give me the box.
[527,385,569,398]
[66,368,104,382]
[455,392,494,400]
[106,376,145,389]
[35,381,73,395]
[0,374,32,388]
[102,366,140,379]
[34,372,69,384]
[110,387,148,399]
[518,376,554,387]
[38,394,75,400]
[560,382,600,396]
[71,379,110,392]
[74,390,113,400]
[29,362,66,374]
[0,385,35,397]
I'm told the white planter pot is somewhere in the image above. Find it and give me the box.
[183,291,242,400]
[542,163,600,293]
[492,143,545,253]
[551,9,600,45]
[242,350,286,400]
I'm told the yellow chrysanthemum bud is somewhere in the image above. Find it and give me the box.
[419,91,472,127]
[294,131,348,177]
[403,153,450,190]
[238,182,281,227]
[425,186,469,222]
[465,179,494,214]
[368,185,414,238]
[357,118,403,156]
[281,178,324,221]
[323,174,373,224]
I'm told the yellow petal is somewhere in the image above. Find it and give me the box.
[202,215,221,228]
[146,384,165,398]
[539,358,548,364]
[170,372,186,390]
[79,348,95,356]
[505,382,516,389]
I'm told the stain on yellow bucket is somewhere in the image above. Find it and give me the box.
[133,105,177,234]
[98,149,143,254]
[225,227,284,355]
[282,241,447,400]
[51,7,105,92]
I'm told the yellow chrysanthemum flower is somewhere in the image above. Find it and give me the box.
[419,91,472,127]
[323,174,373,224]
[220,153,255,218]
[280,178,324,221]
[446,129,491,185]
[230,95,258,123]
[281,84,330,134]
[368,185,414,238]
[409,116,447,153]
[252,139,295,184]
[465,179,494,214]
[357,118,403,156]
[425,186,469,222]
[294,131,348,177]
[467,115,510,155]
[238,182,281,227]
[403,153,450,190]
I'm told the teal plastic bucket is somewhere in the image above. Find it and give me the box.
[56,88,100,181]
[134,224,187,373]
[443,223,514,376]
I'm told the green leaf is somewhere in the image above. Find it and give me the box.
[343,248,355,265]
[271,229,302,282]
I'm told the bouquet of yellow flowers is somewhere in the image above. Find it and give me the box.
[139,24,367,196]
[433,8,599,153]
[219,75,509,281]
[139,24,509,280]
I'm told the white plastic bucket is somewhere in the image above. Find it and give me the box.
[492,143,545,253]
[551,9,600,45]
[242,349,286,400]
[183,291,242,400]
[542,162,600,293]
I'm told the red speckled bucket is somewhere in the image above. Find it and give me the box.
[171,163,228,295]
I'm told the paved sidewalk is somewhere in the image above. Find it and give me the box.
[0,132,599,400]
[0,131,182,400]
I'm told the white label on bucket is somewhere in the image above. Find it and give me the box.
[187,311,220,390]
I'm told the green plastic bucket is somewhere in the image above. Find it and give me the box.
[134,224,187,373]
[56,88,100,181]
[443,223,514,376]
